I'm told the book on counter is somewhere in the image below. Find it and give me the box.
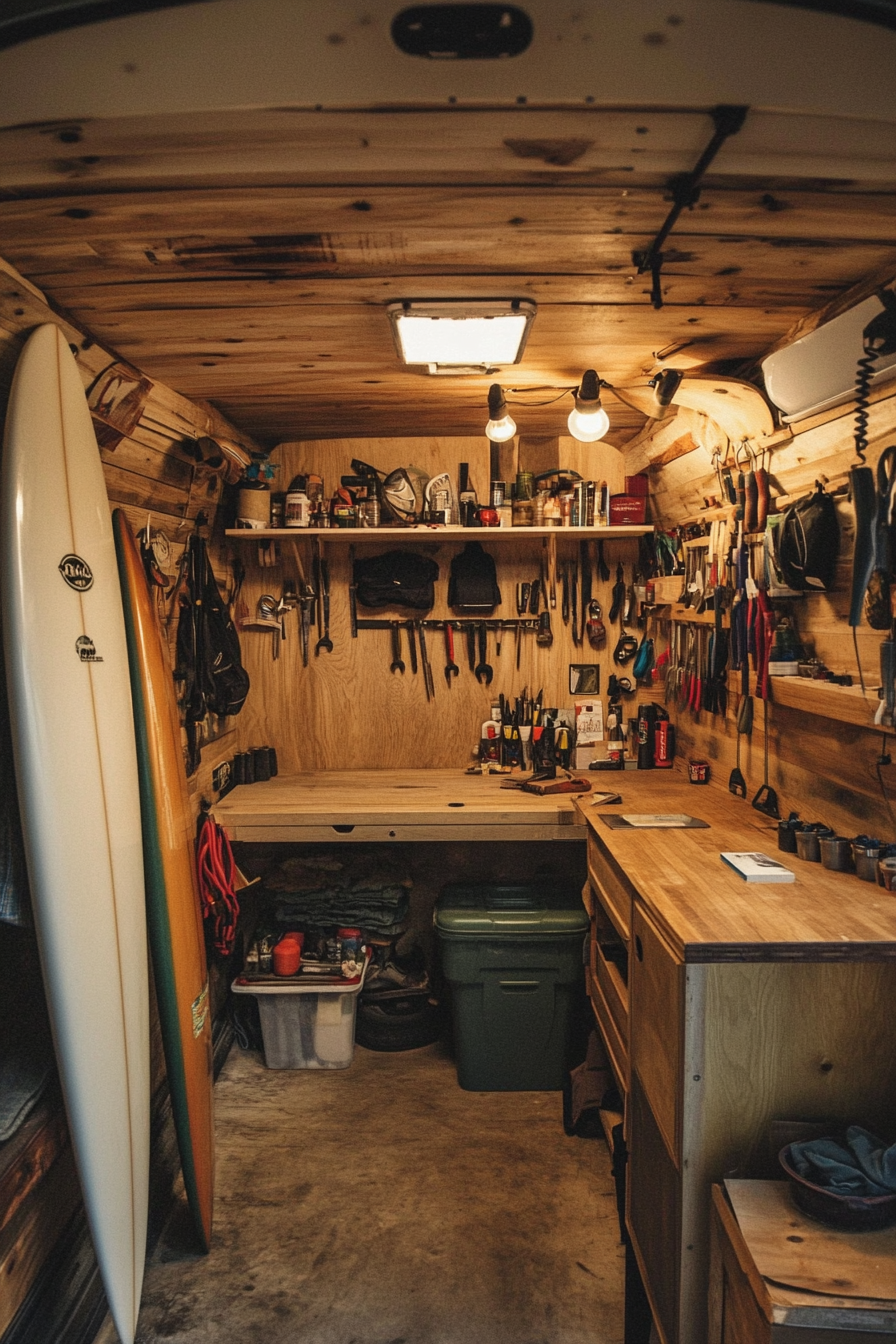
[720,851,795,883]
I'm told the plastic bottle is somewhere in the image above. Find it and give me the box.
[285,474,311,527]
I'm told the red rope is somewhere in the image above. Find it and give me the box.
[196,813,240,956]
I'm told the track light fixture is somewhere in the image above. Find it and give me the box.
[485,383,517,442]
[567,370,610,443]
[649,368,684,419]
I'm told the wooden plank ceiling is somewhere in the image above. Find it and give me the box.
[0,108,895,447]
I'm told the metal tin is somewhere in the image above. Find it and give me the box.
[795,829,822,862]
[878,856,896,891]
[819,835,853,871]
[852,837,883,881]
[490,481,506,508]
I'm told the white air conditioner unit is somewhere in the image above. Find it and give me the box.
[761,294,896,423]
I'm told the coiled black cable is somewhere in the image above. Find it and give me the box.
[854,349,878,463]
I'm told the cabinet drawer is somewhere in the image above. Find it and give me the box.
[631,902,683,1165]
[594,936,629,1044]
[587,967,628,1097]
[587,831,634,941]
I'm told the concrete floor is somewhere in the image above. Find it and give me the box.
[98,1040,625,1344]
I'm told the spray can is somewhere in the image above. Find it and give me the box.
[653,717,674,768]
[637,704,658,769]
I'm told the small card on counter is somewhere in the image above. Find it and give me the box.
[600,813,709,829]
[720,851,795,883]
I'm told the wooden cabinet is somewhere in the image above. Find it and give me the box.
[708,1183,896,1344]
[580,781,896,1344]
[630,902,682,1161]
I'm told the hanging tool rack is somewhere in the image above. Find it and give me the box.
[353,618,541,634]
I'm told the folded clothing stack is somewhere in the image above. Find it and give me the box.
[264,850,411,938]
[789,1126,896,1197]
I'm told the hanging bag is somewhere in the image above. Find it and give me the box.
[175,532,250,774]
[448,541,501,614]
[773,482,840,592]
[353,549,439,610]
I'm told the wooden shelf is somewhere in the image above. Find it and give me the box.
[226,525,652,542]
[769,674,880,729]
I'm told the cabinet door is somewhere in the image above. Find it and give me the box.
[629,1072,681,1344]
[631,902,683,1163]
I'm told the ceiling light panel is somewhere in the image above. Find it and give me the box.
[387,300,536,370]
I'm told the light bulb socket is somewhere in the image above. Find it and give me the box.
[488,383,508,419]
[575,369,601,408]
[650,368,683,408]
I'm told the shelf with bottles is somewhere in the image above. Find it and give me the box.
[225,525,652,542]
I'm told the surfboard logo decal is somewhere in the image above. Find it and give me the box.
[59,554,94,591]
[75,635,103,663]
[191,982,210,1038]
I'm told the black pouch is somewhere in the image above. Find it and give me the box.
[775,482,840,591]
[448,541,501,613]
[354,549,438,610]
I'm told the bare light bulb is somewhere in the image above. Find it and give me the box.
[485,383,517,442]
[567,369,610,442]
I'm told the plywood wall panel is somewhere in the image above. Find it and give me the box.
[639,391,896,837]
[228,434,654,773]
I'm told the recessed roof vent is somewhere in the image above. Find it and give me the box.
[391,5,533,59]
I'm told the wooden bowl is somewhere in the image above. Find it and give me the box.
[779,1144,896,1231]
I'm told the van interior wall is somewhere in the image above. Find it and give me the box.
[0,259,261,808]
[232,433,642,773]
[636,388,896,838]
[0,262,260,1335]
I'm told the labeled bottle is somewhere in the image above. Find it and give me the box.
[285,474,311,527]
[458,462,478,526]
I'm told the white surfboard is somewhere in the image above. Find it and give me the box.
[1,324,149,1344]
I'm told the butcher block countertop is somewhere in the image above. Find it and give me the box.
[214,768,586,843]
[578,774,896,962]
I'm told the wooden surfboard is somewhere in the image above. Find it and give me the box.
[1,324,149,1344]
[113,509,214,1251]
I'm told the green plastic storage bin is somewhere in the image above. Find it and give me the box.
[435,884,588,1092]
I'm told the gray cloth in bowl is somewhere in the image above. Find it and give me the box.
[789,1126,896,1197]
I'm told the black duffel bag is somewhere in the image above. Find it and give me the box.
[353,549,439,610]
[773,481,840,592]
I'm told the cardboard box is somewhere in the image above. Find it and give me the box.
[609,495,648,525]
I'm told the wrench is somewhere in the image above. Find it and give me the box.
[444,622,459,685]
[314,557,333,654]
[475,622,493,685]
[389,621,405,674]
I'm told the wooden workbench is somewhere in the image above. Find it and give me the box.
[578,775,896,961]
[214,768,588,843]
[576,775,896,1344]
